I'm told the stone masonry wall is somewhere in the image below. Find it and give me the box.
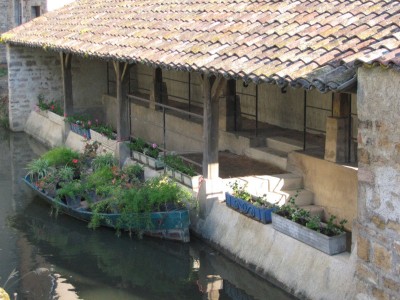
[0,0,11,64]
[7,45,62,131]
[1,0,47,64]
[356,67,400,300]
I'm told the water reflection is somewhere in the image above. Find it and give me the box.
[0,129,296,300]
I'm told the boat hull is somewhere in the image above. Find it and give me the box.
[23,176,190,242]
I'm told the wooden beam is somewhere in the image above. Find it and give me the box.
[150,67,163,110]
[202,75,222,179]
[114,61,131,141]
[332,93,351,117]
[225,79,236,131]
[60,52,73,116]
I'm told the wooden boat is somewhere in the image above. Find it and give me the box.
[23,175,190,243]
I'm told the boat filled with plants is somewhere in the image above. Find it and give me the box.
[23,142,192,242]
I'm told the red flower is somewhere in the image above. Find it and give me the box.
[72,159,78,164]
[50,105,55,111]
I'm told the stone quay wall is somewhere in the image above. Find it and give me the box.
[356,67,400,300]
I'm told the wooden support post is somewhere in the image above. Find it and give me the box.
[150,67,163,110]
[225,79,236,131]
[332,93,351,117]
[113,61,130,141]
[202,75,226,179]
[60,52,73,117]
[325,93,351,162]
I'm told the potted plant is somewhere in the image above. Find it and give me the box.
[271,197,348,255]
[123,164,145,183]
[163,154,201,190]
[225,181,277,224]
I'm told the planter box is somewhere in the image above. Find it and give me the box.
[271,213,347,255]
[90,129,117,150]
[165,166,201,190]
[47,111,65,126]
[225,192,276,224]
[36,109,48,118]
[131,150,164,170]
[70,123,91,139]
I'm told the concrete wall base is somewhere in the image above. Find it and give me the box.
[24,111,64,148]
[191,197,357,300]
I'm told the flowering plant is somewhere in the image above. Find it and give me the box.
[36,94,64,116]
[143,143,160,159]
[91,120,116,140]
[66,115,92,129]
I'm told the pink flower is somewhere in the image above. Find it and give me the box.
[83,134,87,139]
[72,159,78,164]
[88,120,92,126]
[64,113,67,117]
[152,143,157,149]
[50,105,55,111]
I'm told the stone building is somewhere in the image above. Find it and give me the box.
[1,0,399,299]
[0,0,46,64]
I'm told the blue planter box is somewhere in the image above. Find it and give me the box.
[70,123,91,139]
[225,192,276,224]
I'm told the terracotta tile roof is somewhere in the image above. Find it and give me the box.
[2,0,400,92]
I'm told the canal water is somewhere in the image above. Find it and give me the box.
[0,129,296,300]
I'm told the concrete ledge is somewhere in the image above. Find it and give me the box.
[191,198,357,300]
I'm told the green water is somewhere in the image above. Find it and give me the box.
[0,129,296,299]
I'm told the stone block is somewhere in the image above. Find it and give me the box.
[371,215,386,230]
[383,277,399,293]
[356,264,378,285]
[372,287,390,300]
[373,243,392,272]
[357,235,370,262]
[394,241,400,257]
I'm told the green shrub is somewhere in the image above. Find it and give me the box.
[41,147,79,167]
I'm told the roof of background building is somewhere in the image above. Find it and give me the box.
[2,0,400,92]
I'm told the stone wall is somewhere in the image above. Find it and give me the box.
[7,45,62,131]
[0,0,11,64]
[356,67,400,299]
[1,0,47,64]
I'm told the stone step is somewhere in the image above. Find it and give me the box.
[227,173,303,194]
[299,205,325,219]
[244,147,287,170]
[253,173,303,192]
[264,189,314,206]
[266,136,304,153]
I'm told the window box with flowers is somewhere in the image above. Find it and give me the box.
[129,138,164,170]
[35,95,65,125]
[90,121,117,150]
[66,115,92,139]
[163,154,201,190]
[225,180,277,224]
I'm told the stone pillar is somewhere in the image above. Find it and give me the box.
[355,67,400,300]
[203,76,219,179]
[324,93,350,162]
